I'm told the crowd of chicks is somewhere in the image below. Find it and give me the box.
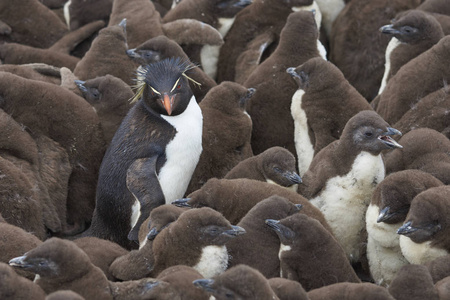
[0,0,450,299]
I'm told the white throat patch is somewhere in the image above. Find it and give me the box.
[193,245,229,279]
[159,96,203,204]
[399,235,448,265]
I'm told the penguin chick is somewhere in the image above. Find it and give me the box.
[299,110,403,263]
[108,0,164,48]
[126,35,217,102]
[0,262,46,300]
[266,214,360,291]
[64,0,112,31]
[224,146,302,192]
[9,238,113,300]
[0,0,68,48]
[393,87,450,139]
[175,178,330,231]
[307,282,396,300]
[366,169,443,286]
[384,128,450,184]
[226,195,303,278]
[435,276,450,300]
[73,19,137,86]
[245,9,323,157]
[388,264,439,300]
[0,71,106,235]
[0,214,43,280]
[329,0,422,101]
[75,75,134,146]
[109,205,188,281]
[216,0,318,83]
[287,57,373,174]
[193,264,280,300]
[89,57,203,248]
[162,0,252,80]
[186,81,254,194]
[138,204,188,247]
[268,277,309,300]
[151,207,246,277]
[376,35,450,124]
[397,185,450,264]
[154,265,210,300]
[378,9,444,94]
[424,254,450,284]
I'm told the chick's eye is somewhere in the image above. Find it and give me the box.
[365,132,373,137]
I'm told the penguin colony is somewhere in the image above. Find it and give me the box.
[0,0,450,299]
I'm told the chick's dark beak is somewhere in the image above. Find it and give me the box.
[172,198,191,207]
[380,24,401,35]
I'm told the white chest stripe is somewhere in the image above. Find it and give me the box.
[291,89,315,175]
[159,96,203,204]
[379,37,401,95]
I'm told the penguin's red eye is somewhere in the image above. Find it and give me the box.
[177,83,181,89]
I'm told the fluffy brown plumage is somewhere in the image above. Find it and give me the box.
[178,178,330,231]
[186,81,254,194]
[384,128,450,185]
[287,57,373,174]
[226,195,303,278]
[245,10,322,158]
[266,213,360,291]
[0,72,106,235]
[73,20,137,86]
[376,35,450,124]
[108,0,164,48]
[224,146,301,190]
[330,0,422,101]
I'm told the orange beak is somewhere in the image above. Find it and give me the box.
[162,94,175,115]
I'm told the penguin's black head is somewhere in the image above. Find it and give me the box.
[133,57,196,116]
[342,111,403,155]
[379,10,443,45]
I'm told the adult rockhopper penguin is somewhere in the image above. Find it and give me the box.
[88,57,203,249]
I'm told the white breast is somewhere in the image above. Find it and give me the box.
[193,245,229,279]
[159,96,203,204]
[314,0,346,37]
[63,0,72,30]
[378,37,401,95]
[200,17,236,80]
[366,204,408,286]
[291,89,315,176]
[310,152,385,262]
[399,235,448,265]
